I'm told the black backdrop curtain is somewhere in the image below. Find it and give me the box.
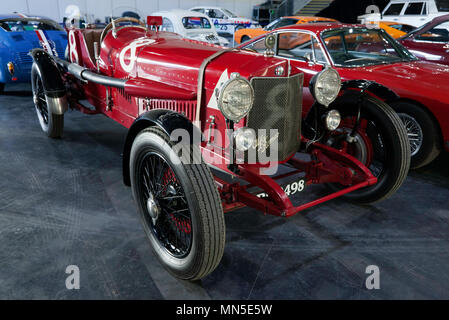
[318,0,390,23]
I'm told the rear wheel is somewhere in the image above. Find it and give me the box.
[0,83,4,94]
[130,127,225,280]
[325,94,410,204]
[391,101,441,169]
[31,64,64,138]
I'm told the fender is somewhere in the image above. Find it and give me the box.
[341,80,399,103]
[303,81,399,139]
[122,109,204,186]
[30,49,68,115]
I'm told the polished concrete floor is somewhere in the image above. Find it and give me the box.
[1,83,449,300]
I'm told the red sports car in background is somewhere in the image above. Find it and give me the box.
[240,23,449,169]
[399,14,449,66]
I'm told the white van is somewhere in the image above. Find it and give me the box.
[359,0,449,27]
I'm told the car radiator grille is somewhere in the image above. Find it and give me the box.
[247,73,303,162]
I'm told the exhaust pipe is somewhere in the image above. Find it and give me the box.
[55,57,126,89]
[55,55,196,100]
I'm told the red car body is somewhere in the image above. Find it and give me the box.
[399,14,449,66]
[29,18,409,280]
[240,23,449,156]
[52,23,390,217]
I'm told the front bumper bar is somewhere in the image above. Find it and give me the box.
[215,141,378,217]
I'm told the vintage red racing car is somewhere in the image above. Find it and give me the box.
[30,17,410,280]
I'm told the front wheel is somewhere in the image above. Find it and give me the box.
[31,64,64,138]
[0,83,4,94]
[324,94,410,204]
[130,127,225,280]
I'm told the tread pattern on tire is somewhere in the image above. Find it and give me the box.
[139,127,225,280]
[326,94,411,204]
[361,95,411,203]
[32,64,64,139]
[48,114,64,138]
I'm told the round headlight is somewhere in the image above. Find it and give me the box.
[234,127,256,151]
[324,109,341,131]
[218,74,254,122]
[310,68,341,107]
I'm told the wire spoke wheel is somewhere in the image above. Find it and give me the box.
[33,76,49,126]
[391,101,441,169]
[138,152,193,258]
[31,63,64,138]
[398,113,423,157]
[130,127,225,280]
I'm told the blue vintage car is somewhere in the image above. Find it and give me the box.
[0,13,67,93]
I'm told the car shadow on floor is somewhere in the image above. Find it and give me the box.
[2,83,33,97]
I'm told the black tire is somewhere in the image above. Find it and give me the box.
[325,94,410,204]
[0,83,4,94]
[130,127,225,280]
[31,64,64,138]
[241,35,251,43]
[391,101,441,169]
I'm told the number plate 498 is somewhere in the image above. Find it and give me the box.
[257,179,306,198]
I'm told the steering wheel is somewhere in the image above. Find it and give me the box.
[100,17,146,44]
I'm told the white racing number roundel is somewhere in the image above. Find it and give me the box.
[119,39,156,73]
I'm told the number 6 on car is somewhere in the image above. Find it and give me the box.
[30,17,410,280]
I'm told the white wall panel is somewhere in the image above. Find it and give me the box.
[216,0,235,11]
[1,1,29,15]
[4,0,259,22]
[86,0,111,22]
[112,0,135,16]
[135,0,160,15]
[27,0,60,20]
[157,0,181,12]
[234,1,253,17]
[178,0,199,10]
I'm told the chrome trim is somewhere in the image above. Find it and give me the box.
[412,39,448,44]
[195,48,236,123]
[271,29,332,65]
[217,74,255,122]
[46,95,68,115]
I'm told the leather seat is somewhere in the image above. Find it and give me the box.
[81,29,103,64]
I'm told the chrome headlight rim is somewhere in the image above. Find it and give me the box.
[310,67,341,107]
[217,73,255,122]
[234,127,257,151]
[324,109,341,131]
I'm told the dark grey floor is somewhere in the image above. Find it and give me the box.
[1,83,449,300]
